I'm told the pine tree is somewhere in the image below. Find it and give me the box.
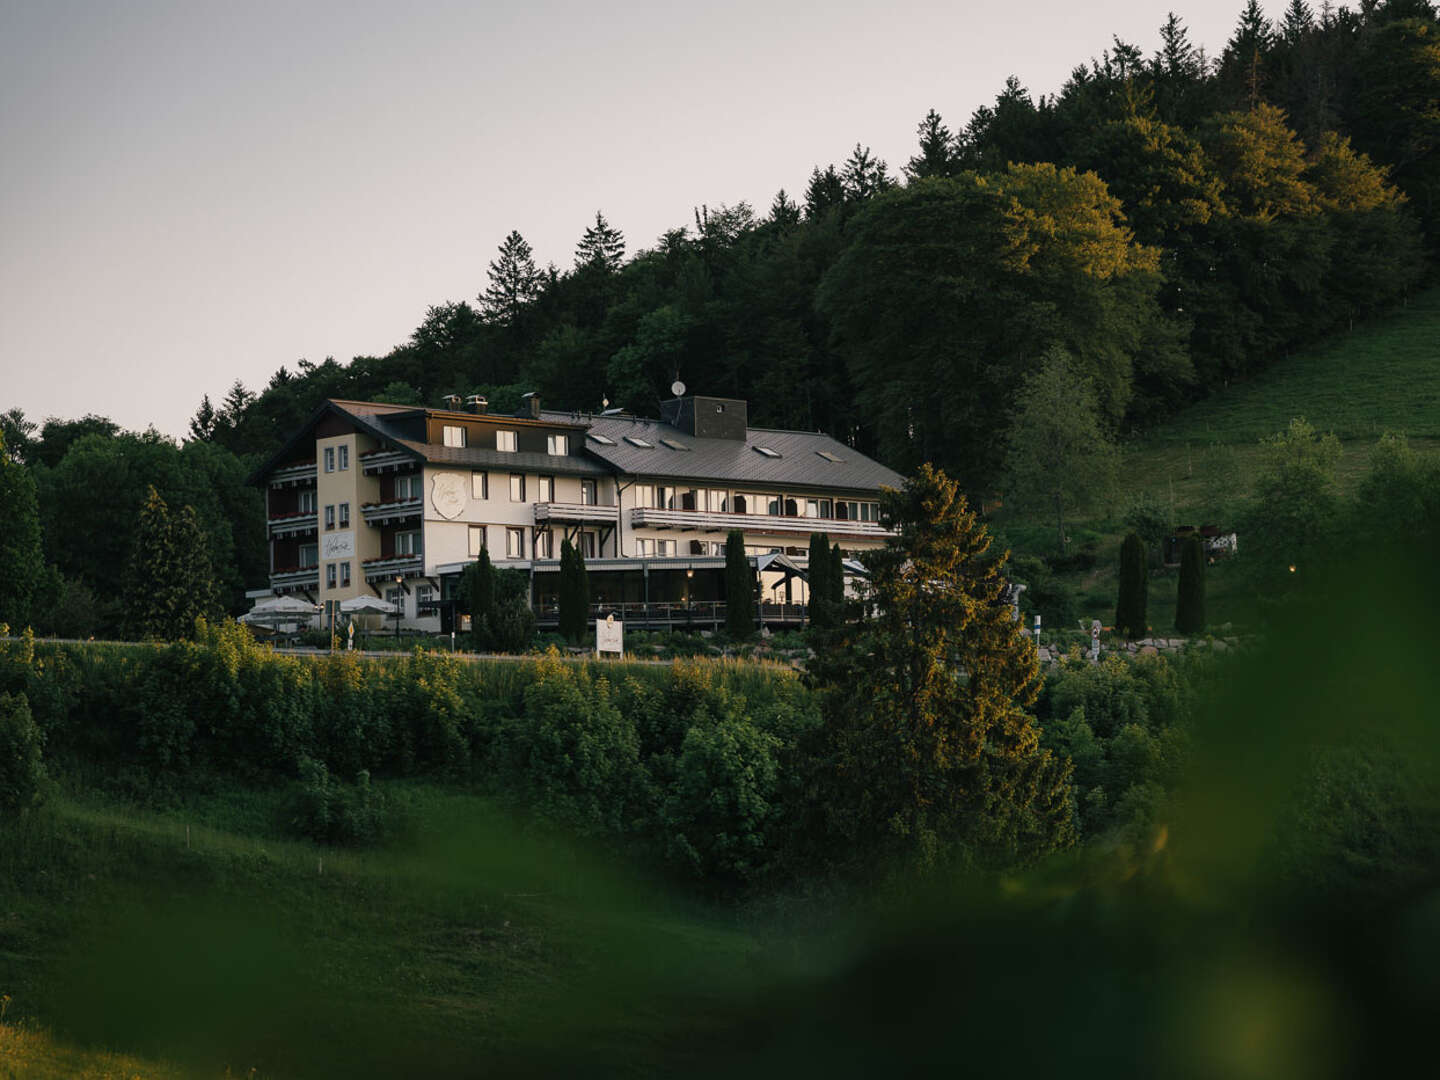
[1156,11,1201,79]
[219,380,254,431]
[480,230,544,326]
[768,188,801,231]
[0,431,42,631]
[1115,532,1149,639]
[1176,534,1208,634]
[574,211,625,273]
[1280,0,1315,44]
[804,165,845,219]
[170,504,219,635]
[188,394,217,442]
[840,144,894,202]
[724,530,754,638]
[812,465,1075,873]
[904,110,957,180]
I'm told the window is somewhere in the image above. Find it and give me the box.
[806,498,833,519]
[506,527,524,559]
[338,502,350,528]
[537,475,554,502]
[689,540,706,555]
[635,538,652,556]
[509,473,526,502]
[580,532,596,558]
[338,445,349,470]
[656,539,676,556]
[660,437,690,451]
[299,543,318,568]
[396,530,421,556]
[753,445,781,458]
[588,432,615,446]
[340,561,351,588]
[535,530,553,559]
[679,489,698,511]
[468,525,486,557]
[816,450,844,463]
[783,497,800,517]
[324,505,335,530]
[443,425,466,448]
[326,563,337,588]
[299,490,317,514]
[324,447,335,472]
[624,435,653,449]
[497,430,517,453]
[415,584,434,610]
[547,434,568,455]
[471,471,488,500]
[397,474,422,500]
[634,484,655,508]
[385,586,404,612]
[733,494,748,514]
[580,479,597,505]
[707,489,728,512]
[767,495,782,517]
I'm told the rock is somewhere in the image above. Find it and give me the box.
[1140,645,1159,655]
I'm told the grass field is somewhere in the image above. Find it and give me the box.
[0,785,767,1079]
[994,285,1440,630]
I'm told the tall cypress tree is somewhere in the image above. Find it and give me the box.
[1114,532,1149,639]
[558,538,590,643]
[830,543,847,620]
[1176,535,1208,634]
[724,530,754,638]
[808,532,833,628]
[465,548,496,651]
[0,431,42,632]
[124,486,179,641]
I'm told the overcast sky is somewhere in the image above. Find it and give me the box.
[1,0,1261,438]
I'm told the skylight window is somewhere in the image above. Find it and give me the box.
[660,437,691,451]
[753,445,782,459]
[624,435,654,449]
[588,432,616,446]
[816,450,844,463]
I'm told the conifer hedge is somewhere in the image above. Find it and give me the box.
[1115,532,1148,639]
[1175,534,1207,634]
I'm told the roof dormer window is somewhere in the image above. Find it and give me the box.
[753,445,781,459]
[624,435,653,449]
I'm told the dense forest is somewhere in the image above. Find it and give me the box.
[2,0,1437,628]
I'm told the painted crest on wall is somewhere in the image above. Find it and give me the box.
[431,472,466,520]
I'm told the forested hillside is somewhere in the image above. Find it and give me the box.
[2,0,1437,628]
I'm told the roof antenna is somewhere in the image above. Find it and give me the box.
[670,379,686,397]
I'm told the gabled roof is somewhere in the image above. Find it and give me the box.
[541,409,905,493]
[246,399,424,486]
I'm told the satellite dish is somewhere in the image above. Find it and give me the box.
[671,380,686,397]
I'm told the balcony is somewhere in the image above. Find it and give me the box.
[361,497,422,526]
[534,501,618,526]
[629,507,895,539]
[268,510,318,538]
[268,462,316,488]
[363,553,424,580]
[361,449,415,475]
[270,566,319,591]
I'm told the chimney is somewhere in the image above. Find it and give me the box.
[441,393,461,411]
[522,391,541,419]
[465,394,488,415]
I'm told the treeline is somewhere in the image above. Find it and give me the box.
[2,1,1436,629]
[175,0,1434,494]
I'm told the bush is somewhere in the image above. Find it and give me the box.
[1114,533,1148,638]
[285,758,385,846]
[1175,534,1207,634]
[0,691,46,814]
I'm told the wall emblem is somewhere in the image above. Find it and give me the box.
[431,472,466,520]
[320,530,355,560]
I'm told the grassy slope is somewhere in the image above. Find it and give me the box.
[0,786,761,1079]
[996,286,1440,631]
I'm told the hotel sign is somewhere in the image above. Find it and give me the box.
[320,530,355,560]
[595,614,623,657]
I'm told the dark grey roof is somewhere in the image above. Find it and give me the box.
[403,443,609,476]
[540,409,905,494]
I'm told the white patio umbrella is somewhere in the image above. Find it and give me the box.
[240,595,319,627]
[339,595,396,615]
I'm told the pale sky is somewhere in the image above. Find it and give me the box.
[1,1,1259,438]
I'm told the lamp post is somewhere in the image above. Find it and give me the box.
[394,574,403,639]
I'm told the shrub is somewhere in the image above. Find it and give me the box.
[0,691,46,814]
[1175,534,1207,634]
[285,759,385,846]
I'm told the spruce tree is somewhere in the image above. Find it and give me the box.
[574,211,625,273]
[480,230,543,326]
[1115,532,1149,639]
[724,530,754,638]
[169,504,219,637]
[1176,534,1207,634]
[812,465,1075,873]
[905,109,958,180]
[768,188,801,230]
